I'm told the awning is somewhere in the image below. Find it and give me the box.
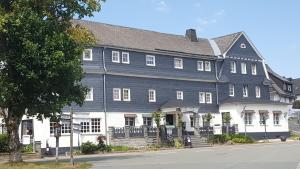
[124,114,137,118]
[142,114,152,118]
[259,110,269,114]
[244,110,255,114]
[273,111,282,114]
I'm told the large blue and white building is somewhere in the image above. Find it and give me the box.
[1,20,293,149]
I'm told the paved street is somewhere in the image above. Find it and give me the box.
[79,142,300,169]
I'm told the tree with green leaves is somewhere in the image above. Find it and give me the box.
[203,112,213,127]
[152,110,162,144]
[222,113,232,135]
[0,0,104,162]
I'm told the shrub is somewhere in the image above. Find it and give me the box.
[0,134,9,153]
[211,134,253,144]
[174,139,183,149]
[81,141,98,154]
[97,135,111,152]
[22,144,33,153]
[229,134,254,144]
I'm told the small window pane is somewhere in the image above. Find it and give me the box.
[229,84,235,96]
[204,61,211,71]
[91,118,101,133]
[241,62,247,74]
[243,85,248,97]
[113,88,121,101]
[197,61,204,71]
[149,89,156,102]
[83,49,92,61]
[174,58,183,69]
[230,61,236,73]
[206,93,212,104]
[112,51,120,63]
[122,52,130,64]
[146,55,155,66]
[81,121,90,133]
[199,92,205,103]
[85,88,93,101]
[176,91,183,100]
[123,88,131,101]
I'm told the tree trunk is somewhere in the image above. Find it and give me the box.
[6,117,23,163]
[156,127,160,144]
[226,124,229,136]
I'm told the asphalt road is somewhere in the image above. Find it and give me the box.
[84,142,300,169]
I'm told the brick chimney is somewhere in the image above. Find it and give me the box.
[185,29,198,42]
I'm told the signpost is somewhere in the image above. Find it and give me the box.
[70,108,74,166]
[54,122,61,163]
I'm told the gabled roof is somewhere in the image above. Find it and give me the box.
[266,64,291,82]
[293,78,300,95]
[73,20,215,56]
[212,32,243,54]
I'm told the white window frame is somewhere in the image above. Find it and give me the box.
[205,93,212,104]
[121,52,130,64]
[204,61,211,72]
[243,85,248,97]
[80,120,90,133]
[113,88,121,101]
[287,85,292,92]
[251,63,257,75]
[241,62,247,74]
[112,51,120,63]
[125,117,135,127]
[176,91,183,100]
[199,92,205,103]
[91,118,101,133]
[197,61,204,71]
[143,117,152,126]
[256,86,261,98]
[244,113,252,125]
[123,88,131,101]
[85,88,93,101]
[148,89,156,102]
[146,55,156,66]
[174,58,183,69]
[240,43,246,48]
[229,84,235,97]
[83,49,93,61]
[273,113,280,125]
[230,61,236,73]
[61,121,71,134]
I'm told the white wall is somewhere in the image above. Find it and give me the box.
[220,103,289,133]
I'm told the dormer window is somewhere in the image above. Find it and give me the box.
[287,85,292,92]
[240,43,246,49]
[112,51,120,63]
[174,58,183,69]
[83,49,93,61]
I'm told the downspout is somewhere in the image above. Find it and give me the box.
[215,60,219,105]
[102,47,108,144]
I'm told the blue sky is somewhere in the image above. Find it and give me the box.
[85,0,300,78]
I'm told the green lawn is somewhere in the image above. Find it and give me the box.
[0,162,92,169]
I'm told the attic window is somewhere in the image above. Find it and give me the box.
[240,43,246,49]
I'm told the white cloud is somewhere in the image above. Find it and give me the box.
[194,2,201,8]
[216,9,225,16]
[195,9,225,32]
[156,1,169,12]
